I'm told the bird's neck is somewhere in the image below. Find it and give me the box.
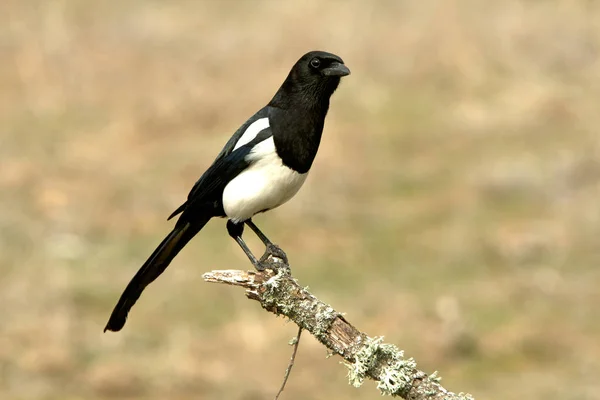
[267,77,340,173]
[268,102,329,174]
[270,76,340,110]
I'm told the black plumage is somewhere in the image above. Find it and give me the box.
[104,50,349,332]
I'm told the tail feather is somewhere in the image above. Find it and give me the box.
[104,217,209,332]
[167,201,187,221]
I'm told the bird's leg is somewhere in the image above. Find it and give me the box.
[245,219,288,265]
[227,220,265,271]
[245,219,274,246]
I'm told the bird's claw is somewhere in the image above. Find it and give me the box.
[261,243,288,264]
[254,244,288,271]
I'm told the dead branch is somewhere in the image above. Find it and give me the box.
[202,259,474,400]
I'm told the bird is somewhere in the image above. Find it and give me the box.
[104,50,350,332]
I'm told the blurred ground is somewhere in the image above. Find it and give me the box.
[1,0,600,399]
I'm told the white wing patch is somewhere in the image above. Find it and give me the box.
[233,117,270,150]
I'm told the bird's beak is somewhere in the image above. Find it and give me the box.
[322,62,351,77]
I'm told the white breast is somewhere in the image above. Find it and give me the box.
[223,137,308,223]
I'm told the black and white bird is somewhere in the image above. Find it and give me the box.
[104,50,350,332]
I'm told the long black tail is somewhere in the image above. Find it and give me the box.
[104,217,210,332]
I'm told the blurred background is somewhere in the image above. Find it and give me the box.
[1,0,600,399]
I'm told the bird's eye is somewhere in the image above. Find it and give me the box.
[310,58,321,69]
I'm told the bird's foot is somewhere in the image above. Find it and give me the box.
[255,244,289,271]
[262,243,288,264]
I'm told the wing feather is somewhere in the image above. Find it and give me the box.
[169,127,273,221]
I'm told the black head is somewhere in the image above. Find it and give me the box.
[270,50,350,109]
[295,50,351,78]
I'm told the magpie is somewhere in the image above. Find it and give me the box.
[104,50,350,332]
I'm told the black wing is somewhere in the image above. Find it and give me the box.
[213,106,270,163]
[169,127,273,221]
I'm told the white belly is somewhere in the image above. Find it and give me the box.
[223,137,308,222]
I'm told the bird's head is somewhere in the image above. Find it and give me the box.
[272,51,350,108]
[296,50,351,79]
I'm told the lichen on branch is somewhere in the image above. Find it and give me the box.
[202,262,474,400]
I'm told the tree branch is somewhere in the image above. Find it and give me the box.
[202,259,474,400]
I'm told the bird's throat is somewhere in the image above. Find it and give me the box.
[271,106,327,174]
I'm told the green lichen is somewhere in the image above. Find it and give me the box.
[314,305,338,339]
[263,268,286,292]
[256,270,475,399]
[429,370,441,383]
[261,268,290,311]
[260,269,339,341]
[345,336,417,396]
[376,357,417,395]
